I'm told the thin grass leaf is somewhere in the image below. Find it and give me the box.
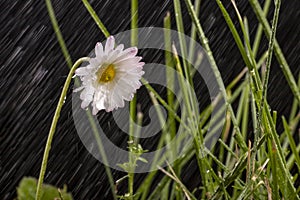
[158,163,197,200]
[164,11,177,154]
[282,117,300,171]
[211,153,248,199]
[45,0,72,68]
[249,0,300,104]
[263,108,300,199]
[173,0,192,85]
[289,72,300,122]
[188,0,201,64]
[216,0,262,96]
[82,0,110,38]
[173,44,213,194]
[259,0,281,126]
[252,0,272,57]
[183,0,248,152]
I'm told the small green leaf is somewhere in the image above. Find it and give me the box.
[138,157,148,163]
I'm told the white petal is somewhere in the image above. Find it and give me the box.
[107,49,122,63]
[81,100,90,109]
[80,87,94,103]
[117,63,145,75]
[137,62,145,68]
[106,44,125,63]
[124,74,142,89]
[127,64,144,72]
[95,42,104,57]
[114,57,142,68]
[80,87,94,109]
[95,98,105,111]
[89,58,99,67]
[105,36,115,54]
[114,85,132,102]
[127,66,145,75]
[118,78,137,93]
[92,104,99,115]
[111,87,125,108]
[115,44,124,51]
[114,47,138,62]
[75,67,89,76]
[95,86,110,110]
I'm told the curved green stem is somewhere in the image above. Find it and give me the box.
[46,1,116,199]
[35,57,89,200]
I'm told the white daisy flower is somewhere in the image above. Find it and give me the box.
[74,36,145,115]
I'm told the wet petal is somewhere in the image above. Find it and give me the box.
[105,36,115,54]
[95,42,104,57]
[114,47,138,62]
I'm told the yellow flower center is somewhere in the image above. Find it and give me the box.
[97,64,116,83]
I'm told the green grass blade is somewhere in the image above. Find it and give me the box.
[183,0,248,152]
[215,0,252,69]
[82,0,110,38]
[282,117,300,171]
[249,0,300,104]
[173,0,192,85]
[45,0,72,68]
[252,0,272,57]
[188,0,201,64]
[260,0,281,120]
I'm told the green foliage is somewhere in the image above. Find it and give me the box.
[17,177,73,200]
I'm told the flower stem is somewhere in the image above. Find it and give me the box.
[35,57,89,200]
[128,0,138,198]
[46,1,117,199]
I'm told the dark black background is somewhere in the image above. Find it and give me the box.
[0,0,299,199]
